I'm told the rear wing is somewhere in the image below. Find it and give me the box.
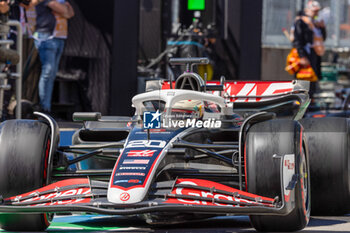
[146,57,310,118]
[145,79,310,119]
[152,57,309,102]
[160,80,309,103]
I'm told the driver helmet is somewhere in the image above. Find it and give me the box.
[171,100,204,119]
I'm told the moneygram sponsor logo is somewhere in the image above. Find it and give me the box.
[116,172,145,176]
[119,166,146,170]
[127,150,156,157]
[123,159,149,165]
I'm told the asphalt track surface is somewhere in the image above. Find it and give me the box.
[1,214,350,232]
[1,130,350,232]
[45,214,350,232]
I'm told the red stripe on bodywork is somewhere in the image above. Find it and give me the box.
[44,214,50,226]
[244,142,248,192]
[43,139,51,182]
[273,88,294,94]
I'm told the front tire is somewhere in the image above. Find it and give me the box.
[0,120,52,231]
[246,119,310,232]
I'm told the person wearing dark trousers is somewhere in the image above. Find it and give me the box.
[293,0,326,98]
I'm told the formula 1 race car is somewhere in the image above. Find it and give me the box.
[0,58,349,232]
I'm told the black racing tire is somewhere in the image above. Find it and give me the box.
[246,119,310,232]
[0,120,52,231]
[300,117,350,215]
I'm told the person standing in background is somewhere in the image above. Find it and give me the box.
[292,0,326,97]
[34,0,74,113]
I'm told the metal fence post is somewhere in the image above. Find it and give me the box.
[7,20,22,119]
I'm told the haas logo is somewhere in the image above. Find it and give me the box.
[120,192,130,201]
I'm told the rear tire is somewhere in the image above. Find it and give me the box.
[246,119,310,232]
[300,117,350,215]
[0,120,52,231]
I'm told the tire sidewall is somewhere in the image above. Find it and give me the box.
[0,120,52,231]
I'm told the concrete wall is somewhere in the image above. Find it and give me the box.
[261,47,293,81]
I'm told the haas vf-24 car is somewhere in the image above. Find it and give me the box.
[0,58,349,232]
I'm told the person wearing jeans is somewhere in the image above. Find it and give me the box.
[34,0,74,112]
